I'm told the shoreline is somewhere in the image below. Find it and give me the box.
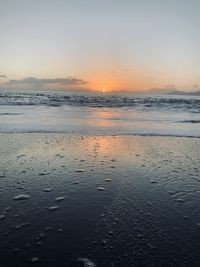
[0,131,200,138]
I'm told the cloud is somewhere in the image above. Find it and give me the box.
[8,77,88,86]
[164,84,176,90]
[0,74,6,78]
[148,85,176,94]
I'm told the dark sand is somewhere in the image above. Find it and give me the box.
[0,134,200,266]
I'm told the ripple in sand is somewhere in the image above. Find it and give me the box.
[14,194,30,200]
[76,169,85,173]
[110,165,116,169]
[177,198,185,203]
[55,196,65,202]
[30,257,40,263]
[73,180,79,184]
[5,207,11,212]
[43,188,52,192]
[48,205,59,211]
[44,226,54,232]
[97,187,105,191]
[17,154,26,158]
[149,180,157,184]
[77,258,96,267]
[0,214,5,220]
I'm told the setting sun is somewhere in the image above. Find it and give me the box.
[101,88,108,93]
[85,69,121,92]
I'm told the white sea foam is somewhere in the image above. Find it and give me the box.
[78,258,96,267]
[0,90,199,137]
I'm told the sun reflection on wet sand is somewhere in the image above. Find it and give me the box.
[85,109,127,128]
[0,134,200,266]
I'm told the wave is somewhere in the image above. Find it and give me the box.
[0,130,200,138]
[178,120,200,123]
[0,91,200,112]
[0,112,23,116]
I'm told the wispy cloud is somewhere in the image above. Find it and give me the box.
[8,77,88,86]
[148,85,176,94]
[0,74,7,78]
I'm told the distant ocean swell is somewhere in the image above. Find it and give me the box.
[0,91,200,112]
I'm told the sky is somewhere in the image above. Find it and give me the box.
[0,0,200,93]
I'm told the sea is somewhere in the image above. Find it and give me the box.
[0,90,200,136]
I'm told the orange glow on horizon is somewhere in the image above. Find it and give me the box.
[84,68,156,93]
[88,73,119,93]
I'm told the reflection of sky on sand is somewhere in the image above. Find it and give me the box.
[17,135,144,166]
[0,134,200,266]
[85,109,126,127]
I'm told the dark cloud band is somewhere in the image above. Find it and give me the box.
[8,77,88,86]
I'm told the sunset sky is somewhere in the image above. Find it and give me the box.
[0,0,200,92]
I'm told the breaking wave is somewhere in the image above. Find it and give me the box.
[0,91,200,112]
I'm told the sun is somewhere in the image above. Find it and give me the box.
[101,87,108,93]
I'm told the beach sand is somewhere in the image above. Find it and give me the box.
[0,134,200,266]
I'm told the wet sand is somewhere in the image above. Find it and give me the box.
[0,134,200,266]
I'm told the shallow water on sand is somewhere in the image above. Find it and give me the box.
[0,134,200,266]
[0,92,200,137]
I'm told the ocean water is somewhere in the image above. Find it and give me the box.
[0,90,200,136]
